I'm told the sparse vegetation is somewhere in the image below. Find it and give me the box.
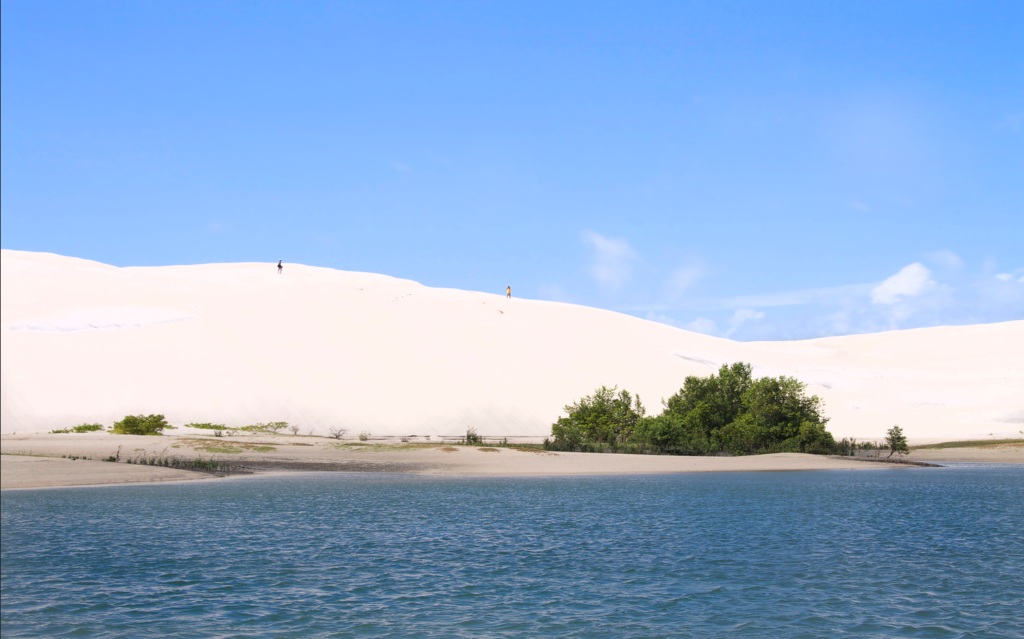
[185,423,226,430]
[463,427,483,445]
[911,438,1024,450]
[328,427,348,439]
[358,431,371,441]
[50,423,105,434]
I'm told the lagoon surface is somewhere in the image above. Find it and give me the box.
[2,465,1022,638]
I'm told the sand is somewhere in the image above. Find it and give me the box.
[2,250,1022,441]
[3,432,966,490]
[1,454,213,490]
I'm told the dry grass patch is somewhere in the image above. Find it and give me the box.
[477,447,499,453]
[440,447,459,453]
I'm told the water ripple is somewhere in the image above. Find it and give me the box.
[3,465,1023,638]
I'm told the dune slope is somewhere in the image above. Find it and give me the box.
[2,250,1021,439]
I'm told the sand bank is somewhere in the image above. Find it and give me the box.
[2,433,922,490]
[1,454,214,490]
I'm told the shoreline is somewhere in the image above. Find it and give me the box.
[3,433,1019,490]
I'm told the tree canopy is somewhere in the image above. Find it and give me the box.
[547,363,836,456]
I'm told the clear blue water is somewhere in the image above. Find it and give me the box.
[2,465,1023,638]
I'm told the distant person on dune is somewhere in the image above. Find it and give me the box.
[506,286,511,299]
[278,260,283,274]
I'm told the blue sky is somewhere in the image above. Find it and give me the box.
[2,1,1021,340]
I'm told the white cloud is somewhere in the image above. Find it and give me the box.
[725,308,765,337]
[582,231,637,291]
[996,273,1013,282]
[871,263,935,305]
[684,317,718,335]
[926,250,964,271]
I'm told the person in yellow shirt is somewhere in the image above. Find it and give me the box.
[506,286,511,299]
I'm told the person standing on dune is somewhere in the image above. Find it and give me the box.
[506,285,511,299]
[278,260,283,274]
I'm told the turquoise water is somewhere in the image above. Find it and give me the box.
[2,465,1022,638]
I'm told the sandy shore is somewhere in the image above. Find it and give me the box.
[4,432,974,490]
[1,454,216,490]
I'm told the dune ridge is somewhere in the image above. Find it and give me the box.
[2,250,1021,440]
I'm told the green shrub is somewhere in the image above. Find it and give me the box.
[549,363,837,457]
[51,423,104,434]
[185,422,226,430]
[548,386,645,451]
[110,414,175,436]
[238,422,289,434]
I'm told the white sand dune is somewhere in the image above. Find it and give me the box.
[2,249,1021,440]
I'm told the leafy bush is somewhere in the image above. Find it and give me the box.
[464,427,483,445]
[549,363,837,456]
[110,414,175,435]
[548,386,645,450]
[50,423,105,434]
[239,422,289,434]
[358,431,370,441]
[185,422,226,430]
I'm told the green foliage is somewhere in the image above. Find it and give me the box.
[358,431,371,441]
[238,422,289,434]
[885,425,910,460]
[464,427,483,445]
[549,363,836,456]
[911,438,1024,450]
[50,423,105,434]
[110,414,175,435]
[548,386,645,450]
[185,423,226,430]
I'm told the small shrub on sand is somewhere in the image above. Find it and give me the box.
[51,423,105,434]
[358,431,371,441]
[111,415,174,436]
[329,427,348,439]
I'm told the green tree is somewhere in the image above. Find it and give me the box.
[663,363,753,433]
[549,386,645,449]
[885,425,910,461]
[111,414,174,435]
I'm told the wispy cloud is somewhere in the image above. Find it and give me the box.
[582,231,637,291]
[725,309,765,337]
[621,256,1023,340]
[871,263,935,304]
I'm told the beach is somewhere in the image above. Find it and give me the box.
[6,432,1018,490]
